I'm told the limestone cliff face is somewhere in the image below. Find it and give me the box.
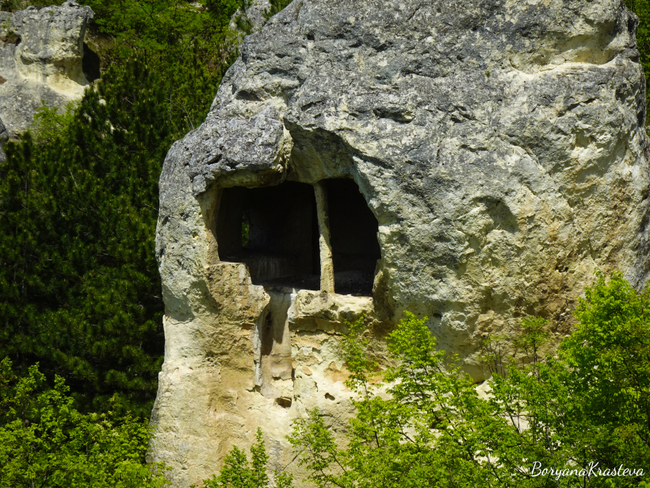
[151,0,650,485]
[0,0,93,157]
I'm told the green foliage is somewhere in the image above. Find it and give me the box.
[80,0,244,134]
[0,358,168,488]
[627,0,650,126]
[561,271,650,474]
[513,316,549,364]
[479,332,508,377]
[290,277,650,487]
[563,272,650,414]
[30,101,78,145]
[339,315,377,392]
[0,0,62,11]
[264,0,293,21]
[202,428,293,488]
[0,57,172,415]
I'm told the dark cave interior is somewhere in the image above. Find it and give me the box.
[216,178,380,296]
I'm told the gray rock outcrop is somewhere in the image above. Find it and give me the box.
[230,0,272,34]
[0,0,93,153]
[151,0,650,485]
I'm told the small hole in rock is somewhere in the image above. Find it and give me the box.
[325,393,335,401]
[0,32,20,46]
[275,397,292,408]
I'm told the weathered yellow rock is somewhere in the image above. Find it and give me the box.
[0,1,94,159]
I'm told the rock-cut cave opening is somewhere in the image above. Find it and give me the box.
[325,178,381,295]
[216,178,381,296]
[216,181,320,289]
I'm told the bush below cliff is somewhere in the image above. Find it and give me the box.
[286,273,650,487]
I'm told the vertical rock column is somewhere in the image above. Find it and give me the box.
[259,290,294,402]
[313,182,335,293]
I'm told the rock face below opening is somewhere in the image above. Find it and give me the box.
[151,0,650,485]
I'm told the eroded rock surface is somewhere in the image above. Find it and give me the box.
[0,0,93,155]
[151,0,650,485]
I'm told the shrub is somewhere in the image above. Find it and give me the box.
[0,358,168,488]
[202,428,293,488]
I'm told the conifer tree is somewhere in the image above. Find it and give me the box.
[0,59,172,415]
[0,0,259,415]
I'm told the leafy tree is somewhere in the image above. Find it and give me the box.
[202,428,293,488]
[289,313,514,488]
[0,358,168,488]
[561,272,650,481]
[290,275,650,487]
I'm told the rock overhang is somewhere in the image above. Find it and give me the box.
[161,0,648,324]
